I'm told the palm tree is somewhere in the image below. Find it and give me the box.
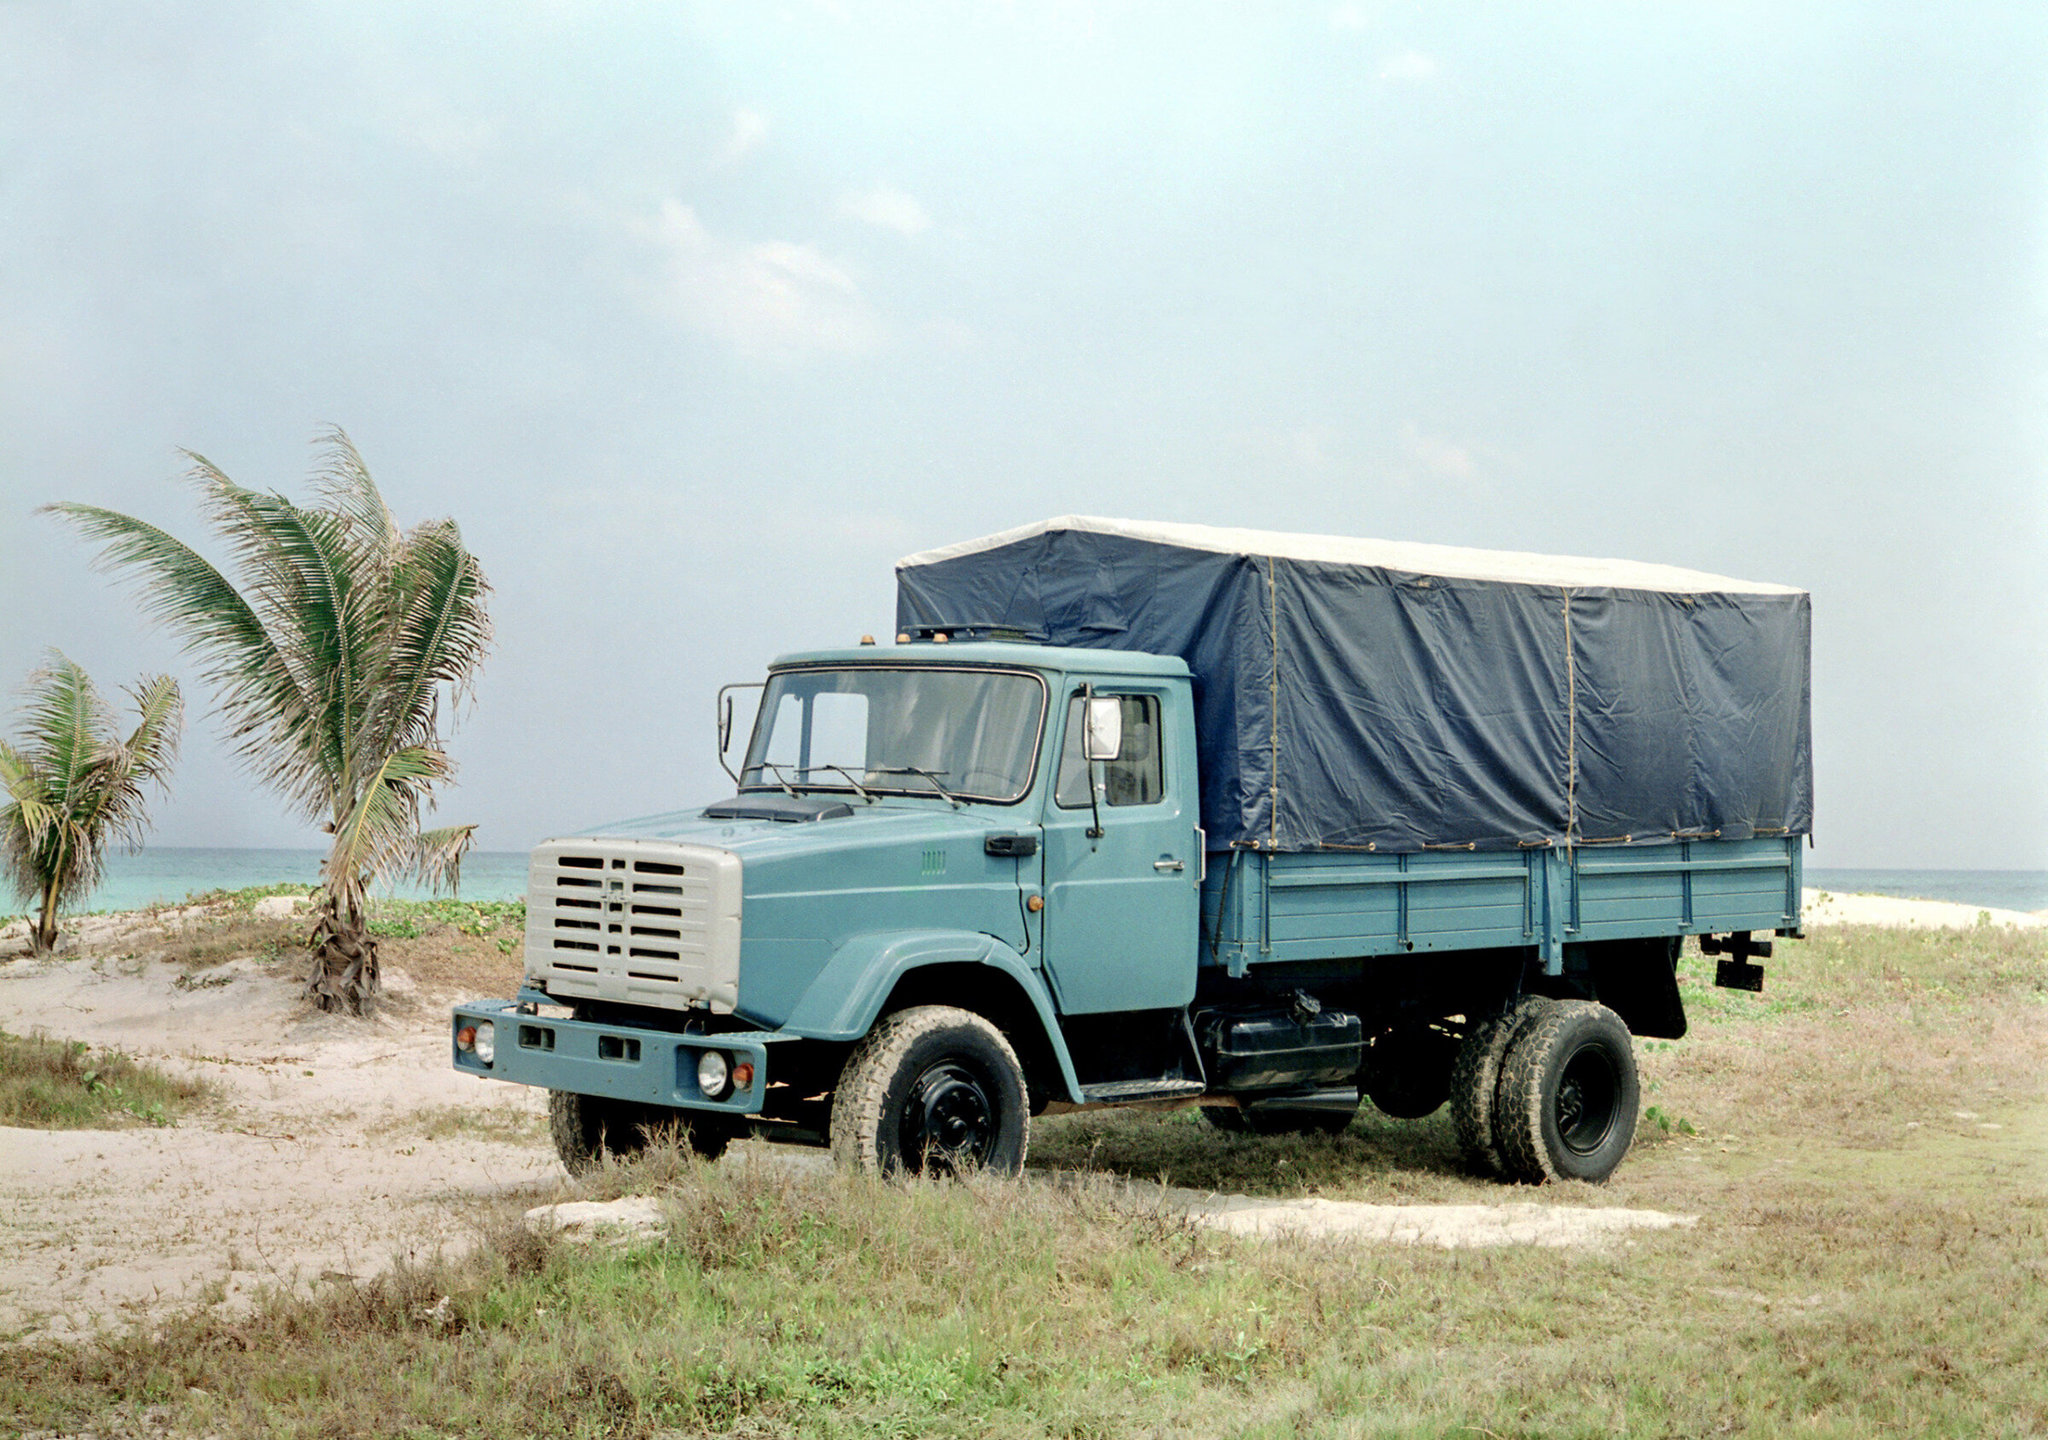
[45,430,491,1013]
[1,653,182,955]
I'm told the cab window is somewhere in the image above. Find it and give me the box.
[1054,694,1163,808]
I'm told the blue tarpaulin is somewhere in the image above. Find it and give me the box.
[896,518,1812,854]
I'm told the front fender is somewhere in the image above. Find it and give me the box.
[781,930,1083,1102]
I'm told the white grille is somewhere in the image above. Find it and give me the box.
[524,838,741,1012]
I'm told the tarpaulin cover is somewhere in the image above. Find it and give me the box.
[895,518,1812,853]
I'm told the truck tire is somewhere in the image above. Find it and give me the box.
[1199,1099,1359,1137]
[1364,1024,1460,1119]
[1493,1001,1638,1184]
[1449,995,1555,1178]
[830,1006,1030,1177]
[547,1090,732,1176]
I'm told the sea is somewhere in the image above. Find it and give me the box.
[31,847,533,916]
[15,848,2047,918]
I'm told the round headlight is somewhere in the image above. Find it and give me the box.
[696,1049,731,1098]
[473,1020,495,1066]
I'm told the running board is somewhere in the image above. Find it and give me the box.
[1080,1077,1208,1104]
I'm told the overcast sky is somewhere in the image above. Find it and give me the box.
[4,2,2044,869]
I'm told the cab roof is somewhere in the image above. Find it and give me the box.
[768,640,1191,679]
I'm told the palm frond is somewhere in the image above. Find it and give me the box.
[0,742,60,907]
[322,745,452,902]
[411,823,477,895]
[40,501,321,818]
[369,519,493,762]
[81,675,183,853]
[17,651,102,805]
[308,426,400,562]
[187,461,375,800]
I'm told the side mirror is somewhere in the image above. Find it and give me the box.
[716,682,764,784]
[1084,696,1123,762]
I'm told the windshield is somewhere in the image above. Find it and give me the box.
[740,666,1047,803]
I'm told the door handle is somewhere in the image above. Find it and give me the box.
[1154,858,1185,872]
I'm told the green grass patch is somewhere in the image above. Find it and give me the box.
[0,1029,208,1129]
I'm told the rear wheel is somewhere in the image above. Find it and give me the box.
[547,1090,733,1176]
[1494,1001,1638,1184]
[1449,995,1555,1177]
[830,1006,1029,1177]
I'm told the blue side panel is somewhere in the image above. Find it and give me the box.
[1201,837,1801,973]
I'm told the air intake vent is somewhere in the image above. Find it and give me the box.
[523,839,742,1012]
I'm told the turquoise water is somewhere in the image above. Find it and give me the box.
[14,847,531,916]
[1805,869,2048,913]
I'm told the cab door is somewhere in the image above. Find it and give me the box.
[1037,684,1199,1014]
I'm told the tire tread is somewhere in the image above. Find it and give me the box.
[829,1005,1028,1175]
[1448,995,1552,1176]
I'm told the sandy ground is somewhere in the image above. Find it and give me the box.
[1,888,2024,1342]
[0,908,554,1343]
[1800,886,2046,929]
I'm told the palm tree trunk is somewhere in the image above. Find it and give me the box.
[306,890,380,1015]
[33,873,60,955]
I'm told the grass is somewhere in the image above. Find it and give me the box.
[0,1028,209,1129]
[5,924,2047,1437]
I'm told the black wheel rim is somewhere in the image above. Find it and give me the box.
[899,1061,997,1174]
[1555,1044,1621,1156]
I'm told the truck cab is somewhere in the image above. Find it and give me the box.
[455,640,1226,1176]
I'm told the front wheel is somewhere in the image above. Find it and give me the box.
[830,1006,1029,1177]
[1493,1001,1638,1184]
[547,1090,733,1176]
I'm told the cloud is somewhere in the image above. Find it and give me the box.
[717,108,769,166]
[839,186,932,237]
[1376,50,1439,83]
[1399,423,1477,480]
[635,200,877,358]
[1329,3,1371,32]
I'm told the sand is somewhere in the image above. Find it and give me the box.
[1800,887,2046,930]
[0,887,2012,1341]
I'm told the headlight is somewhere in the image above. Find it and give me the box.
[696,1049,731,1098]
[473,1020,495,1066]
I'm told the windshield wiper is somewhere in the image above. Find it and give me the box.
[867,765,963,808]
[743,762,802,799]
[816,765,878,803]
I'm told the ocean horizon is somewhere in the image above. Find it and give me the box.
[8,847,2045,919]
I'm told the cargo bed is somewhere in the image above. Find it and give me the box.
[1200,836,1801,976]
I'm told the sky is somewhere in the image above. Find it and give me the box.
[2,1,2044,870]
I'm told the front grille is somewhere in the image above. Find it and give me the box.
[524,839,742,1012]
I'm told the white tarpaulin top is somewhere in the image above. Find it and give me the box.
[899,516,1806,598]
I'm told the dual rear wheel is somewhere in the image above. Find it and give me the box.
[1451,997,1638,1183]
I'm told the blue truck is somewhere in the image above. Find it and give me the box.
[454,519,1812,1185]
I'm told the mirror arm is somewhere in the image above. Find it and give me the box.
[715,682,765,785]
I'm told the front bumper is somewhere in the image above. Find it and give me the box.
[451,993,790,1114]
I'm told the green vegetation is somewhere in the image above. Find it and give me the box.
[7,923,2047,1436]
[365,896,524,940]
[47,428,491,1015]
[0,652,181,954]
[0,1028,207,1129]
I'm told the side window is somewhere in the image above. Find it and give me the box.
[1054,694,1163,808]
